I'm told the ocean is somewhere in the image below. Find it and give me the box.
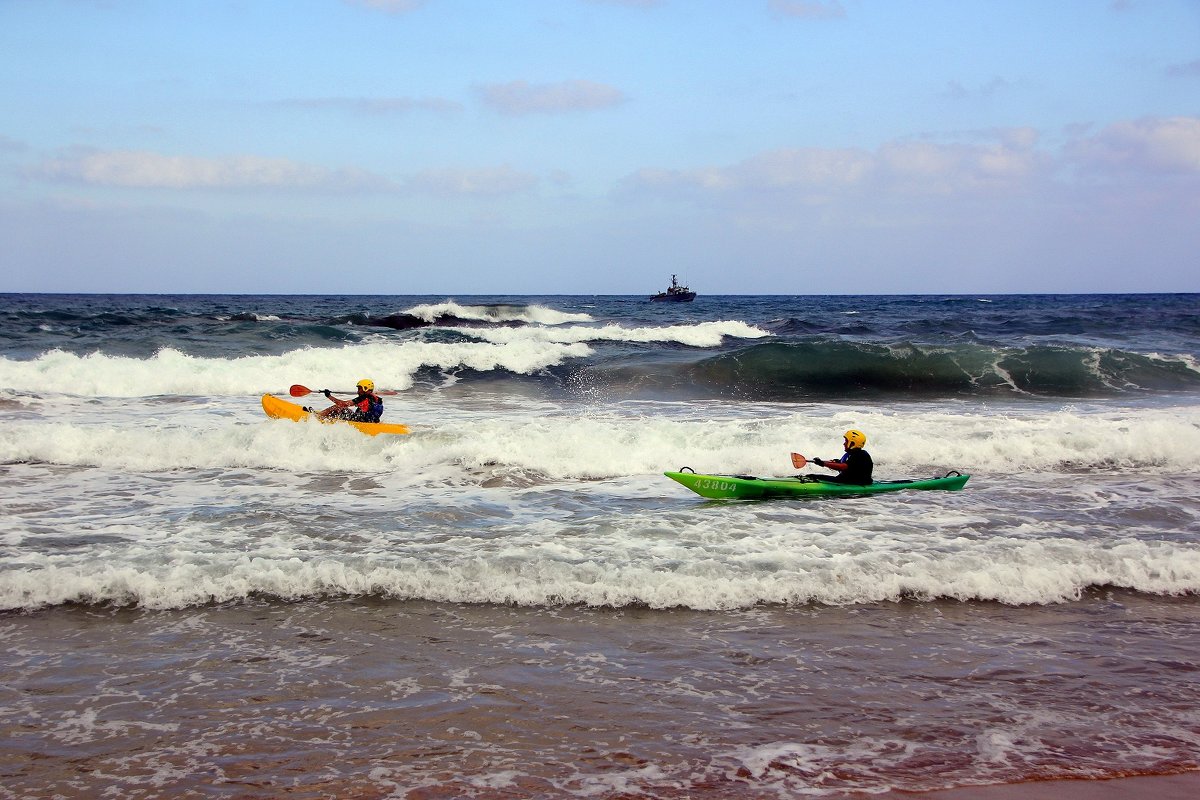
[1,292,1198,798]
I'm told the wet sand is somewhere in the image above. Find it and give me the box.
[877,771,1200,800]
[3,595,1198,798]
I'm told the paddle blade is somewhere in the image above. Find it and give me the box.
[290,384,397,397]
[790,452,807,469]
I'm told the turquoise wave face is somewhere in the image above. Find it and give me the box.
[661,340,1200,399]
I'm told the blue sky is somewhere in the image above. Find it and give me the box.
[2,0,1198,294]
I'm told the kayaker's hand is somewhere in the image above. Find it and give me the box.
[322,389,331,397]
[812,458,824,466]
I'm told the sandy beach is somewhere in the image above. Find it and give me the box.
[4,596,1199,798]
[878,772,1200,800]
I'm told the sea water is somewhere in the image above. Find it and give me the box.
[1,293,1198,797]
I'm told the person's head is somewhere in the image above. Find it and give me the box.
[356,378,375,394]
[843,429,867,450]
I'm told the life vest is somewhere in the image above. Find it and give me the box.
[352,393,384,422]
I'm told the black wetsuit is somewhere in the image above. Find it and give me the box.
[824,448,873,485]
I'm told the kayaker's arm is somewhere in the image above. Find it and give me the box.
[815,458,848,472]
[322,389,352,408]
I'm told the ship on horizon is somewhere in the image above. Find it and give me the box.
[650,274,696,302]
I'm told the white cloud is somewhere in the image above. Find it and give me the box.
[343,0,425,13]
[0,134,28,153]
[941,76,1019,101]
[771,0,847,20]
[477,80,626,115]
[584,0,663,6]
[879,136,1042,190]
[1069,116,1200,174]
[617,118,1200,249]
[941,81,970,101]
[279,96,462,115]
[737,148,874,188]
[625,148,877,197]
[406,165,539,196]
[622,131,1044,202]
[1167,59,1200,78]
[34,149,392,191]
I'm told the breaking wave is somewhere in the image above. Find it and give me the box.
[585,340,1200,399]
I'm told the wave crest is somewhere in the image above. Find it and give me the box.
[401,301,593,326]
[662,341,1200,399]
[4,536,1197,611]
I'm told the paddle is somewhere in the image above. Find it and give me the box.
[791,452,828,469]
[289,384,398,397]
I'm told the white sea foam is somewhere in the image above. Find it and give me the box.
[446,320,771,347]
[3,520,1197,611]
[215,313,282,321]
[401,301,593,325]
[0,339,591,396]
[2,378,1197,612]
[0,403,1197,610]
[1148,351,1200,373]
[1,398,1198,476]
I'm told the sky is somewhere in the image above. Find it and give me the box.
[1,0,1198,295]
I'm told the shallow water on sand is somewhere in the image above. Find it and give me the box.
[3,592,1198,798]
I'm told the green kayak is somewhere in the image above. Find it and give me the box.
[664,469,970,500]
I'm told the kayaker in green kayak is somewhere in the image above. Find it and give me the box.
[809,429,873,485]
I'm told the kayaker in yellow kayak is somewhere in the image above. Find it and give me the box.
[304,378,384,423]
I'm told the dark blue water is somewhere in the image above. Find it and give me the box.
[3,293,1197,398]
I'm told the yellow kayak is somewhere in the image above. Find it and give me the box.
[260,394,411,436]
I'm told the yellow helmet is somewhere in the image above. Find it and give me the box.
[356,378,375,392]
[843,429,867,449]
